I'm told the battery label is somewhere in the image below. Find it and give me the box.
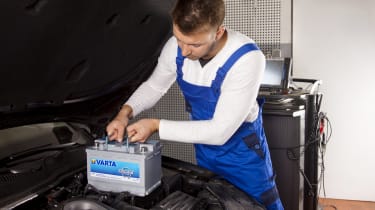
[89,158,140,183]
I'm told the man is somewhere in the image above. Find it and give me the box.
[107,0,283,209]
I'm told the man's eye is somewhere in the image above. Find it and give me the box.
[191,44,201,48]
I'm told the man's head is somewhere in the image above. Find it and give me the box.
[171,0,226,60]
[171,0,225,34]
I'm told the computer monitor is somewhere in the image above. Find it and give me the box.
[260,57,292,93]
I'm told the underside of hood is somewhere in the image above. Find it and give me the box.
[0,0,175,129]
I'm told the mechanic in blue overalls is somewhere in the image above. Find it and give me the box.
[107,0,283,209]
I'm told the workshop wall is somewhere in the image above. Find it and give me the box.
[293,0,375,202]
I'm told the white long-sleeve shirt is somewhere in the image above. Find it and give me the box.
[126,29,265,145]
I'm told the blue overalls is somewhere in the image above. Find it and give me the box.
[176,43,284,210]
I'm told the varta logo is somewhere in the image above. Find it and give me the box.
[91,159,117,167]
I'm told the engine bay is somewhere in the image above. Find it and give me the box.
[4,156,265,210]
[0,123,265,210]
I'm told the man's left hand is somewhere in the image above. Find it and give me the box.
[126,119,160,143]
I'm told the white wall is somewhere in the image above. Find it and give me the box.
[293,0,375,201]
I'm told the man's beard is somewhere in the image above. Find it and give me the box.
[200,40,218,60]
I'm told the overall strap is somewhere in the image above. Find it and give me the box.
[176,47,185,81]
[212,43,259,95]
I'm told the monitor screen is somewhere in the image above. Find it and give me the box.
[260,57,292,92]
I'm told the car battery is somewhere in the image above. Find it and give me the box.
[86,139,162,196]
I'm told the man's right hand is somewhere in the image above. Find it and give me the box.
[106,104,133,142]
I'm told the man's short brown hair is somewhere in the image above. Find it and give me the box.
[171,0,225,34]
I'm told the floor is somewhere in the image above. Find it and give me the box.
[319,198,375,210]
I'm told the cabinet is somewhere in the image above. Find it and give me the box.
[261,92,321,210]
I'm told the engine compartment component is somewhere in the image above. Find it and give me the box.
[86,139,162,196]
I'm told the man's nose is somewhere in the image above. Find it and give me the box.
[180,44,191,57]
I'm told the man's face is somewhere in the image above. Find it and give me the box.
[173,24,218,60]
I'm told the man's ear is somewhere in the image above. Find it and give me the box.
[215,25,226,40]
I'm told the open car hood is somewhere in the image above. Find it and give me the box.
[0,0,175,130]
